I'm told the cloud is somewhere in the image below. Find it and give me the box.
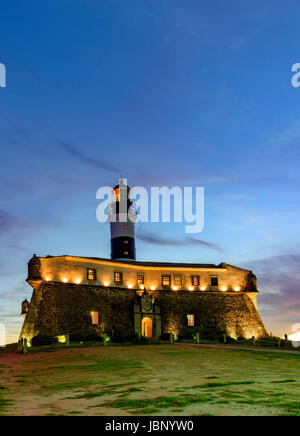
[58,142,232,188]
[134,172,231,187]
[266,119,300,148]
[185,238,224,253]
[58,141,120,174]
[243,254,300,335]
[136,232,223,253]
[227,27,262,51]
[0,209,29,234]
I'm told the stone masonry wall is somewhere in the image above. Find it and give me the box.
[20,282,267,341]
[155,291,267,339]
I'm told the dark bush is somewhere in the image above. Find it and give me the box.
[31,334,58,346]
[255,337,293,348]
[111,332,148,344]
[225,336,237,344]
[182,327,196,340]
[69,332,85,342]
[84,333,102,342]
[159,333,171,341]
[235,337,250,344]
[69,331,101,342]
[111,331,126,343]
[124,333,139,343]
[128,333,149,344]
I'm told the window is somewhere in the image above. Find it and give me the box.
[123,224,128,229]
[91,311,99,325]
[114,272,122,283]
[187,314,194,327]
[124,251,129,255]
[162,275,170,288]
[192,276,200,286]
[87,269,96,280]
[137,274,144,285]
[174,275,182,286]
[211,277,218,286]
[124,240,129,244]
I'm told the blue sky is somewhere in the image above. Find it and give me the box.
[1,0,300,342]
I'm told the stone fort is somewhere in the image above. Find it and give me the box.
[20,181,267,342]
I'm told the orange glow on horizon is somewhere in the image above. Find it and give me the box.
[62,277,68,283]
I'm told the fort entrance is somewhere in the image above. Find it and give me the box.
[142,317,152,337]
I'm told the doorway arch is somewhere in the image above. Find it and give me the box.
[142,317,152,337]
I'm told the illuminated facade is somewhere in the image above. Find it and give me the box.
[20,182,268,342]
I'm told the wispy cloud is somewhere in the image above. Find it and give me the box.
[0,209,29,234]
[227,27,261,51]
[58,142,232,188]
[244,254,300,335]
[58,141,120,174]
[266,119,300,148]
[136,232,223,253]
[134,172,231,187]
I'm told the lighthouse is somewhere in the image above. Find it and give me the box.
[109,179,136,260]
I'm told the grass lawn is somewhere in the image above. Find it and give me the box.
[0,343,299,416]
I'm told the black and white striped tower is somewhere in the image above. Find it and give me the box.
[109,179,136,261]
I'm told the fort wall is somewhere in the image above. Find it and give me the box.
[20,282,267,342]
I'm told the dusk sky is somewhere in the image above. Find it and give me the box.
[1,1,300,343]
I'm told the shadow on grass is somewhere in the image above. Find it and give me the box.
[90,393,213,414]
[193,381,258,389]
[65,358,144,373]
[62,380,147,400]
[0,387,13,415]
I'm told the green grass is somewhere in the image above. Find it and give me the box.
[46,380,107,391]
[66,358,144,372]
[271,379,297,384]
[160,350,201,356]
[0,387,12,414]
[70,381,146,400]
[1,344,300,415]
[99,393,213,414]
[238,350,300,361]
[194,381,258,389]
